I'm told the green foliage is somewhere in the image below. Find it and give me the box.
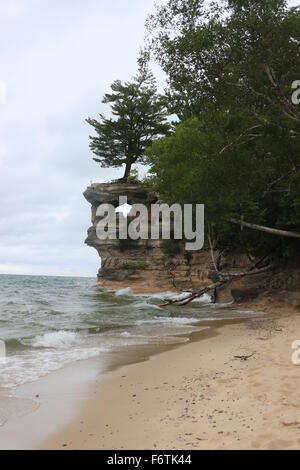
[148,116,266,224]
[146,0,300,120]
[86,68,170,182]
[161,239,183,257]
[211,272,220,283]
[126,168,140,184]
[145,0,300,261]
[118,238,140,252]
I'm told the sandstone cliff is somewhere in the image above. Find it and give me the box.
[83,182,214,293]
[84,182,300,307]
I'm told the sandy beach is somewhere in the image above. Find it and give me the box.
[1,0,300,455]
[38,307,300,450]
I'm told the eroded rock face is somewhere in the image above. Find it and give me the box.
[83,182,214,293]
[83,183,157,207]
[83,182,300,301]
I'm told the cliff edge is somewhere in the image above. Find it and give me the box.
[83,182,215,293]
[83,183,300,309]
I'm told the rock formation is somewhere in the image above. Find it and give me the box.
[83,182,215,293]
[84,182,300,305]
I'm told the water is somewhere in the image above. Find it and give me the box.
[0,274,262,391]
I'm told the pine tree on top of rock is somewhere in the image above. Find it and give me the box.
[86,67,170,183]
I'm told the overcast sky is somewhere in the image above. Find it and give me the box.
[0,0,165,277]
[0,0,299,277]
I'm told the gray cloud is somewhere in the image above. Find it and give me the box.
[0,0,165,276]
[0,0,298,276]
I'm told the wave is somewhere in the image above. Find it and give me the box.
[114,287,133,297]
[135,316,201,326]
[2,338,30,351]
[0,346,108,389]
[31,331,81,349]
[120,331,132,337]
[191,293,212,303]
[144,291,212,303]
[133,302,163,311]
[0,275,265,391]
[0,340,5,359]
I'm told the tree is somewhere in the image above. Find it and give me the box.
[146,0,300,121]
[146,0,300,262]
[86,69,170,182]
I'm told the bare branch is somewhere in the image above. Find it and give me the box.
[208,233,219,274]
[230,218,300,239]
[159,261,275,307]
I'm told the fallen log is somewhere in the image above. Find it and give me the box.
[159,262,275,307]
[159,280,226,307]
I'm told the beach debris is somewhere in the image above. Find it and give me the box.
[233,352,256,361]
[159,254,275,307]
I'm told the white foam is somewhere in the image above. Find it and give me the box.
[120,331,131,337]
[136,316,200,326]
[31,331,80,349]
[146,291,181,300]
[134,302,162,311]
[146,291,212,304]
[0,340,5,362]
[192,293,212,303]
[0,346,108,389]
[115,287,133,297]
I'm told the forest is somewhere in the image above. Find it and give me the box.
[87,0,300,270]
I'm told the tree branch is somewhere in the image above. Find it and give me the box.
[229,218,300,239]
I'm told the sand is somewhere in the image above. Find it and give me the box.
[40,310,300,450]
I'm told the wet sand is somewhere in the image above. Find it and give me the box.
[43,310,300,450]
[0,324,212,449]
[1,309,300,450]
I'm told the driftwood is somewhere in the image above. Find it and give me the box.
[159,280,226,307]
[160,225,277,308]
[159,256,274,307]
[160,205,299,308]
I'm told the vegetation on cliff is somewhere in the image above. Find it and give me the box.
[145,0,300,265]
[87,0,300,274]
[86,67,170,182]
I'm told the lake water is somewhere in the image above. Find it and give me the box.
[0,274,262,391]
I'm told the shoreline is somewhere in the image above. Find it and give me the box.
[43,307,300,450]
[1,300,299,450]
[0,315,253,450]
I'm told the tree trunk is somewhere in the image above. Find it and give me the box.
[122,161,132,183]
[229,218,300,239]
